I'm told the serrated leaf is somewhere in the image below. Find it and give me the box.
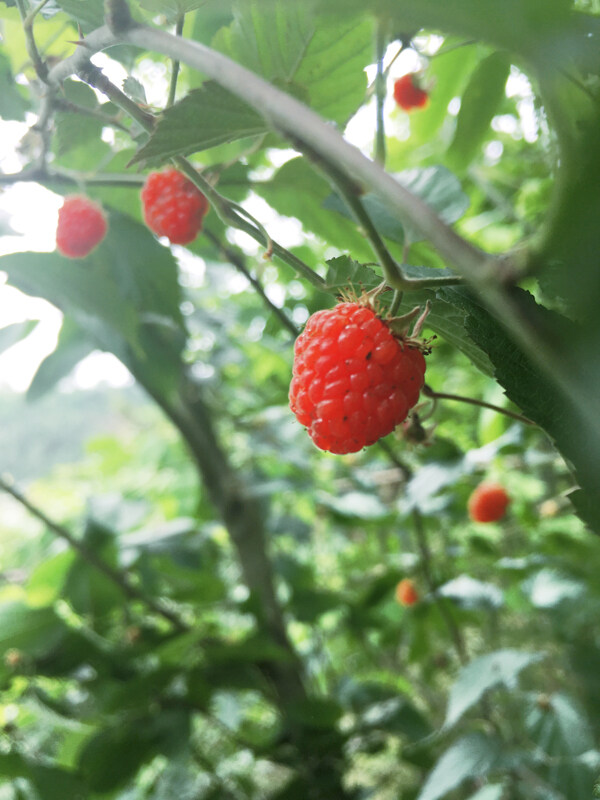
[438,575,504,610]
[323,166,470,245]
[27,317,94,401]
[444,649,543,730]
[55,0,105,31]
[0,319,37,354]
[417,733,502,800]
[130,82,266,166]
[447,51,511,171]
[0,50,29,120]
[133,2,370,164]
[438,286,600,529]
[123,76,147,105]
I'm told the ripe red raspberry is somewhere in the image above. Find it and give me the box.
[289,302,426,454]
[393,74,428,111]
[468,482,510,523]
[141,168,209,245]
[395,578,419,607]
[55,195,107,258]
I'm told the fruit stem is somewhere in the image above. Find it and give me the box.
[166,13,184,108]
[203,228,300,338]
[0,473,189,632]
[373,20,387,166]
[16,0,50,82]
[422,384,536,426]
[411,509,468,665]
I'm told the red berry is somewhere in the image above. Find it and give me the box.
[393,74,428,111]
[468,482,510,523]
[55,195,107,258]
[289,302,426,454]
[141,169,209,245]
[396,578,419,607]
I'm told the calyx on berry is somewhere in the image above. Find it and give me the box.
[289,294,429,455]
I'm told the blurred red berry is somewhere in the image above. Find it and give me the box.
[56,195,107,258]
[141,168,209,245]
[289,302,427,454]
[396,578,419,606]
[468,482,510,523]
[393,74,428,111]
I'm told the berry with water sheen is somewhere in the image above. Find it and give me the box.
[289,302,426,454]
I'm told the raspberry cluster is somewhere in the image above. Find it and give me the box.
[141,168,209,245]
[393,74,428,111]
[55,195,107,258]
[468,482,510,523]
[395,578,419,607]
[289,302,426,454]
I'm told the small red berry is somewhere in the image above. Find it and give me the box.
[56,195,107,258]
[141,168,210,245]
[393,74,428,111]
[396,578,419,607]
[289,302,427,454]
[468,482,510,523]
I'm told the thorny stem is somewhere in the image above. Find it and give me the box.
[203,229,300,338]
[166,14,184,107]
[77,60,156,131]
[16,0,49,82]
[411,508,468,665]
[0,475,189,632]
[0,167,145,187]
[422,384,536,426]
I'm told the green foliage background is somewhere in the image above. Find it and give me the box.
[0,0,599,798]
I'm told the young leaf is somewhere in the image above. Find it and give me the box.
[444,649,543,730]
[417,732,502,800]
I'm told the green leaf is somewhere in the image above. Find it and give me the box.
[417,732,502,800]
[122,76,147,105]
[55,0,105,31]
[140,0,206,21]
[0,320,37,354]
[438,286,600,531]
[444,649,543,730]
[0,602,67,658]
[130,82,266,166]
[526,692,596,798]
[27,318,94,402]
[360,697,432,741]
[438,575,504,610]
[447,52,511,171]
[0,50,29,120]
[526,568,585,608]
[26,551,76,607]
[323,166,470,245]
[465,786,505,800]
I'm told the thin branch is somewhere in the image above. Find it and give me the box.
[411,508,468,665]
[76,60,156,131]
[203,229,300,338]
[422,384,536,426]
[40,17,600,446]
[374,21,387,166]
[0,167,145,187]
[167,14,184,107]
[16,0,49,82]
[0,474,189,633]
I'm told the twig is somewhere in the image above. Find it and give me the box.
[16,0,50,82]
[374,21,387,166]
[411,508,468,665]
[0,474,189,633]
[0,167,145,187]
[422,384,536,426]
[166,14,184,107]
[203,229,300,338]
